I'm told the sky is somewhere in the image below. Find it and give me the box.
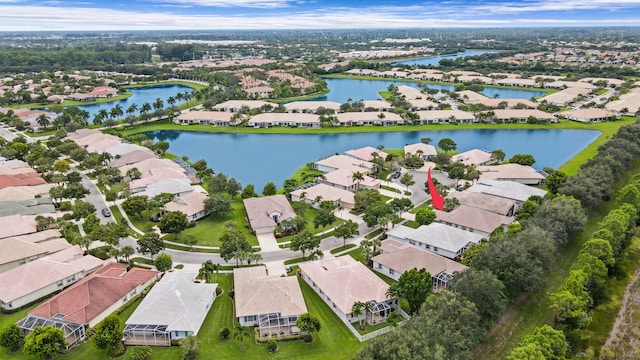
[0,0,640,31]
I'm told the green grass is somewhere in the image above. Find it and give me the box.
[355,321,391,335]
[284,257,307,265]
[162,241,220,253]
[365,228,384,240]
[277,208,339,243]
[473,155,640,359]
[403,220,421,229]
[409,200,432,214]
[339,248,365,264]
[381,185,401,194]
[330,244,357,254]
[180,201,258,247]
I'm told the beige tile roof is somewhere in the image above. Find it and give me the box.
[212,100,274,111]
[345,146,388,162]
[315,155,373,172]
[492,109,555,121]
[451,149,493,166]
[248,113,320,126]
[540,87,591,105]
[436,205,514,234]
[233,266,307,318]
[0,246,104,303]
[560,108,617,121]
[373,239,468,277]
[0,214,39,239]
[336,111,403,124]
[416,109,475,121]
[606,91,640,114]
[397,86,423,100]
[284,101,341,112]
[164,191,207,218]
[447,191,516,216]
[322,168,380,189]
[0,184,54,201]
[108,150,157,168]
[243,195,296,230]
[299,257,389,315]
[177,111,234,122]
[477,164,545,182]
[290,183,355,206]
[404,143,437,157]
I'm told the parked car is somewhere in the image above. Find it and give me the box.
[102,208,112,217]
[392,171,401,179]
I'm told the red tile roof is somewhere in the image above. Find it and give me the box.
[0,173,46,189]
[29,263,158,325]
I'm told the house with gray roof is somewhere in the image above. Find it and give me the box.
[467,179,547,205]
[124,271,217,346]
[435,205,514,237]
[0,198,55,217]
[447,191,516,216]
[386,222,486,260]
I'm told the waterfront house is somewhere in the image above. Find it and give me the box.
[175,110,234,126]
[404,143,437,160]
[477,164,546,185]
[290,183,355,210]
[560,108,617,123]
[248,113,321,128]
[451,149,494,166]
[244,195,297,234]
[319,168,381,192]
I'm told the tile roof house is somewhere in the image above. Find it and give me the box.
[0,246,104,311]
[447,191,517,216]
[386,223,486,260]
[560,108,617,123]
[345,146,388,162]
[212,100,274,112]
[404,143,437,159]
[0,229,71,273]
[336,111,403,126]
[477,164,546,185]
[124,271,217,346]
[435,205,515,237]
[299,257,395,326]
[18,263,159,347]
[372,239,468,290]
[0,184,54,201]
[162,191,209,222]
[467,179,548,205]
[175,110,234,126]
[415,110,475,124]
[451,149,494,166]
[0,214,43,240]
[243,195,297,234]
[0,198,55,217]
[0,172,47,189]
[319,168,381,192]
[290,183,355,210]
[284,101,342,114]
[234,266,307,339]
[314,154,373,174]
[108,149,157,168]
[248,113,321,129]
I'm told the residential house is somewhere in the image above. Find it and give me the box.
[108,150,157,168]
[0,172,47,190]
[124,271,217,346]
[467,178,548,206]
[451,149,494,166]
[606,90,640,115]
[0,184,54,201]
[560,108,617,123]
[0,198,55,217]
[162,191,209,222]
[299,257,395,326]
[477,164,546,185]
[290,183,355,210]
[314,155,373,174]
[539,87,591,106]
[243,195,297,234]
[435,205,514,237]
[345,146,388,162]
[137,178,194,199]
[447,191,516,216]
[415,110,475,124]
[319,168,380,192]
[404,143,437,160]
[18,263,159,348]
[284,101,341,114]
[174,111,234,126]
[211,100,274,112]
[386,223,485,260]
[0,246,104,311]
[247,113,321,128]
[372,239,468,290]
[0,229,71,273]
[336,112,403,126]
[234,266,307,339]
[361,100,392,111]
[491,109,557,123]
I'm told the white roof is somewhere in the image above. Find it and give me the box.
[126,271,217,335]
[477,164,545,181]
[233,266,307,318]
[137,178,194,199]
[103,143,149,157]
[177,111,234,122]
[322,168,380,189]
[387,223,485,253]
[299,256,389,315]
[290,183,354,206]
[315,155,373,172]
[284,101,341,112]
[451,149,493,166]
[373,239,468,277]
[468,179,547,202]
[404,143,437,157]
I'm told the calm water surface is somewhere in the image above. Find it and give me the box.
[68,85,194,123]
[146,129,600,190]
[391,50,500,66]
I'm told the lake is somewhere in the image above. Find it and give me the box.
[69,85,194,123]
[391,50,500,66]
[145,129,600,190]
[313,78,545,103]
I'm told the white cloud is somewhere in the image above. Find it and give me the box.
[151,0,291,9]
[0,4,638,31]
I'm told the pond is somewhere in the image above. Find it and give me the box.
[391,50,500,66]
[144,129,600,191]
[68,85,194,123]
[312,78,545,103]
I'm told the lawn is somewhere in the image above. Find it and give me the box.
[473,155,640,359]
[330,244,357,254]
[179,201,258,247]
[276,207,340,243]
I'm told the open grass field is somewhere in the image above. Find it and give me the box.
[473,155,640,359]
[176,201,258,247]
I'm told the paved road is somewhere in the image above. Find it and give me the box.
[75,167,114,225]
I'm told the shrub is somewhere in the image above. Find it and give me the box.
[219,327,230,340]
[267,338,278,352]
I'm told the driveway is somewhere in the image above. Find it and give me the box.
[74,166,114,225]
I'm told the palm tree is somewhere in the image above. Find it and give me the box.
[126,103,138,118]
[36,113,50,131]
[121,246,135,262]
[97,108,109,123]
[363,301,374,325]
[198,260,216,282]
[233,324,250,350]
[140,102,152,116]
[153,98,164,113]
[110,104,123,121]
[167,96,176,108]
[351,171,364,190]
[351,301,366,330]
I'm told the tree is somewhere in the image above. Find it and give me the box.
[491,149,506,163]
[241,184,257,199]
[125,167,141,180]
[183,234,198,251]
[262,182,277,196]
[92,314,123,356]
[121,245,135,262]
[444,197,460,212]
[208,173,229,193]
[438,137,457,153]
[387,268,432,315]
[296,313,321,342]
[233,324,250,350]
[390,197,413,216]
[0,323,22,350]
[52,159,70,173]
[71,200,96,220]
[198,260,218,282]
[545,170,567,194]
[449,268,508,326]
[137,232,164,259]
[154,253,173,272]
[130,346,152,360]
[353,188,383,212]
[313,207,335,228]
[351,171,365,189]
[180,335,199,360]
[433,152,451,169]
[36,113,51,131]
[399,172,415,191]
[414,207,436,225]
[220,229,251,267]
[351,301,366,330]
[203,193,232,219]
[122,196,148,219]
[421,137,432,144]
[509,153,536,166]
[508,325,568,360]
[23,326,66,359]
[290,230,321,260]
[334,220,359,248]
[158,211,188,240]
